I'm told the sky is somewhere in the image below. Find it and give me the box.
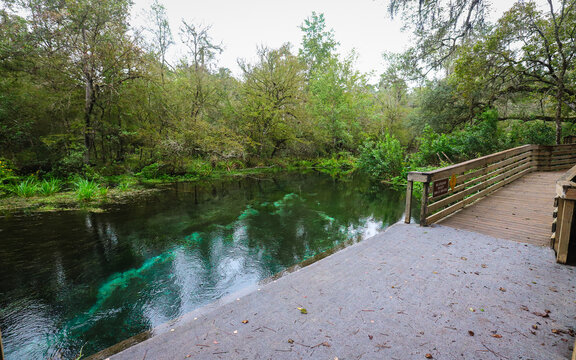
[130,0,519,82]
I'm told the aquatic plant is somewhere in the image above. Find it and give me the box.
[74,179,100,202]
[13,178,39,197]
[116,181,131,192]
[39,178,62,196]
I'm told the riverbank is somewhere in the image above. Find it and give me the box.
[95,223,576,360]
[0,160,358,214]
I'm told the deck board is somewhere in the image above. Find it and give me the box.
[439,171,563,246]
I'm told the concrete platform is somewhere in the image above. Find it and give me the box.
[103,224,576,360]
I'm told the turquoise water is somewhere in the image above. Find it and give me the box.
[0,172,410,359]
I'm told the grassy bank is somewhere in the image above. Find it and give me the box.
[0,156,358,214]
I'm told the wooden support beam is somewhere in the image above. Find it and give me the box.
[557,199,574,264]
[405,180,413,224]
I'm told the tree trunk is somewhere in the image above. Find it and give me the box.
[84,75,95,164]
[555,86,564,145]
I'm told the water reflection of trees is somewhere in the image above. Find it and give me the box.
[0,172,407,358]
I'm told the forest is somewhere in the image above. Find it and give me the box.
[0,0,575,203]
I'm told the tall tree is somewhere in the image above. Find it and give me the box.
[179,21,222,122]
[18,0,144,163]
[452,0,576,143]
[238,45,306,158]
[387,0,489,74]
[146,0,173,83]
[298,12,339,78]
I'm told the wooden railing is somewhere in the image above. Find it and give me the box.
[405,144,576,226]
[551,164,576,264]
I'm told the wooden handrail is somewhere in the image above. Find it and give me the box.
[552,164,576,264]
[405,144,576,226]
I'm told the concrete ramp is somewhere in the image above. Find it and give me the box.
[100,224,575,360]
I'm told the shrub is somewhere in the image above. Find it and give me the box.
[51,149,85,178]
[13,177,39,197]
[409,125,455,167]
[186,159,214,177]
[314,155,357,177]
[74,179,100,202]
[519,121,555,145]
[0,158,16,182]
[136,163,163,179]
[451,108,501,158]
[39,178,62,196]
[358,134,406,180]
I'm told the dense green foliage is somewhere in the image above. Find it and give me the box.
[358,134,406,180]
[1,0,575,197]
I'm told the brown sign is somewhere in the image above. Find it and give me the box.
[433,178,449,197]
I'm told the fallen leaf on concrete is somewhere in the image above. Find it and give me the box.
[499,287,506,292]
[468,330,475,336]
[242,320,249,324]
[297,307,308,314]
[532,325,538,330]
[368,335,373,340]
[551,328,573,335]
[461,257,468,260]
[288,339,294,344]
[481,264,487,268]
[425,354,433,358]
[491,334,502,338]
[532,310,550,318]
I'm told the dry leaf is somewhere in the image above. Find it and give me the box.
[287,339,294,344]
[460,257,467,260]
[241,320,249,324]
[491,334,502,338]
[425,354,433,359]
[481,264,487,268]
[499,287,506,292]
[368,335,373,340]
[532,325,538,330]
[468,330,475,336]
[532,310,550,318]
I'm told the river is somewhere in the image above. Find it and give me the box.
[0,172,410,359]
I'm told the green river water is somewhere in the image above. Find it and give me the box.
[0,172,411,359]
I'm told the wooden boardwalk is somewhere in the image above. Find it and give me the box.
[439,171,563,246]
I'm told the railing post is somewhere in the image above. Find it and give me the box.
[0,328,4,360]
[420,181,430,226]
[557,198,575,264]
[405,180,413,224]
